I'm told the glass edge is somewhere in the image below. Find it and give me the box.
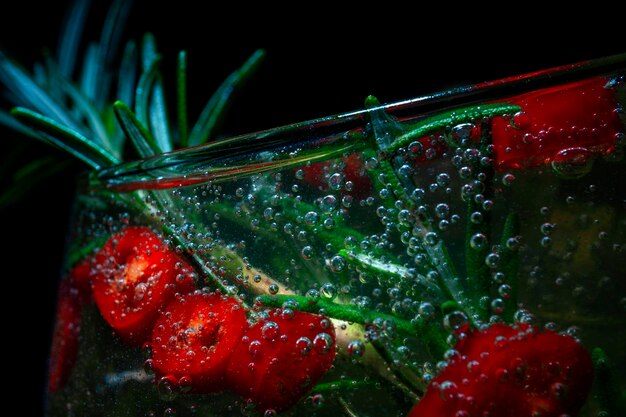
[97,52,626,190]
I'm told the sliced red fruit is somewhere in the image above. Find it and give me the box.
[150,292,248,393]
[491,76,623,170]
[407,323,593,417]
[48,279,82,393]
[91,227,195,345]
[227,309,336,413]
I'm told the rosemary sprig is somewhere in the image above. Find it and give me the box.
[113,101,159,158]
[11,107,119,169]
[386,103,520,153]
[177,50,189,147]
[187,49,265,147]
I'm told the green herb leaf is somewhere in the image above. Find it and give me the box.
[188,49,265,146]
[0,52,81,132]
[46,58,113,152]
[592,348,625,416]
[139,33,172,152]
[79,43,99,102]
[498,211,520,322]
[0,109,38,139]
[57,0,91,78]
[386,103,520,153]
[117,40,138,109]
[134,56,161,134]
[177,50,189,148]
[11,107,119,169]
[113,101,159,158]
[93,0,132,107]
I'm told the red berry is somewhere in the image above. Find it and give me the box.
[407,323,593,417]
[68,257,93,303]
[48,279,82,392]
[91,227,195,345]
[227,309,336,413]
[151,292,248,393]
[492,77,622,170]
[302,154,372,196]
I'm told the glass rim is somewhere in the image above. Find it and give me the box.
[97,52,626,192]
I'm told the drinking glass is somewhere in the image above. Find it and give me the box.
[39,53,626,417]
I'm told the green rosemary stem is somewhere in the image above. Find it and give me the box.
[364,105,473,322]
[463,123,494,321]
[121,189,237,297]
[256,294,447,356]
[177,50,188,147]
[592,348,625,416]
[368,340,424,396]
[498,211,520,322]
[311,379,376,395]
[338,249,411,282]
[386,103,521,153]
[257,294,413,332]
[378,158,416,210]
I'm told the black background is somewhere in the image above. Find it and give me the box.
[0,1,623,415]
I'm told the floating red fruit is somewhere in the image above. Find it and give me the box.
[48,279,83,392]
[492,77,623,170]
[91,227,195,345]
[302,153,372,196]
[227,309,336,413]
[150,292,248,393]
[407,323,593,417]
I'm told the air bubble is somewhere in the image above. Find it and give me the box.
[329,255,346,272]
[313,333,334,354]
[470,233,488,250]
[306,289,320,304]
[320,195,337,213]
[321,283,336,300]
[551,147,594,179]
[502,173,516,186]
[436,173,450,187]
[424,232,439,246]
[304,211,319,226]
[328,173,345,190]
[398,164,412,177]
[157,375,178,401]
[435,203,450,218]
[443,311,469,332]
[261,321,280,341]
[491,298,505,314]
[134,283,148,303]
[295,336,312,355]
[439,380,459,402]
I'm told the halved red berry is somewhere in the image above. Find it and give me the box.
[492,77,623,170]
[150,292,248,393]
[91,227,195,345]
[407,323,593,417]
[48,279,82,393]
[227,309,336,413]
